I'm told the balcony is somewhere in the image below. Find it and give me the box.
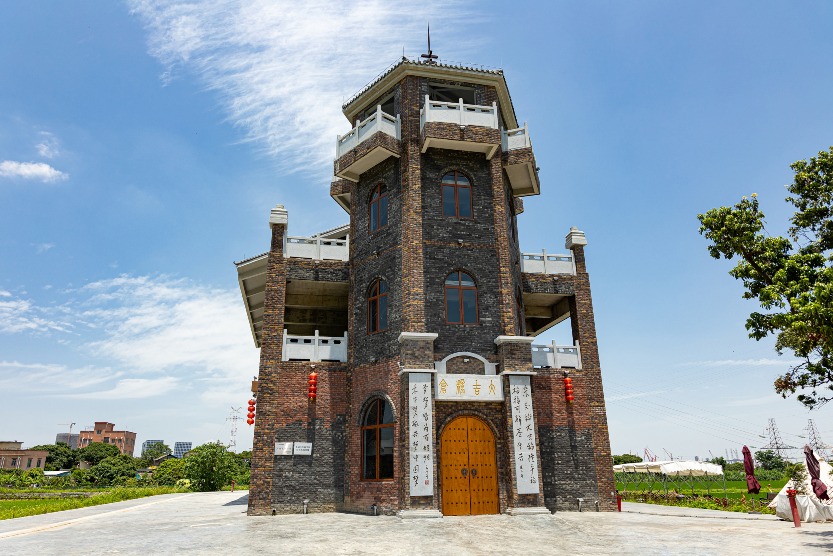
[502,123,540,196]
[282,330,348,362]
[334,105,401,182]
[420,96,502,159]
[285,236,349,261]
[520,250,575,275]
[531,341,582,370]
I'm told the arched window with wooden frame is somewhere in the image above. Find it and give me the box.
[441,171,473,218]
[368,183,388,232]
[367,278,388,334]
[444,271,479,324]
[361,398,394,480]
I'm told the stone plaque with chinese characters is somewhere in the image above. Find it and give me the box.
[434,374,503,401]
[408,373,434,496]
[509,375,540,494]
[274,442,293,456]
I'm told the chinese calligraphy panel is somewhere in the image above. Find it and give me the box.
[434,374,503,401]
[408,372,434,496]
[509,375,539,494]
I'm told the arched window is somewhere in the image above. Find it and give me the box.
[367,279,388,333]
[369,183,388,232]
[362,398,394,480]
[441,171,472,218]
[445,271,478,324]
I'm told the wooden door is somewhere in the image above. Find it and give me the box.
[440,416,499,516]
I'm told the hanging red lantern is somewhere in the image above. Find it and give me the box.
[246,418,254,425]
[247,411,255,419]
[247,398,256,425]
[308,371,318,400]
[248,399,256,406]
[564,376,575,403]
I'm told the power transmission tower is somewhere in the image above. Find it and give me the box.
[759,418,796,459]
[806,419,830,460]
[226,407,242,453]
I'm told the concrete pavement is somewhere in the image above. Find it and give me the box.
[1,492,831,555]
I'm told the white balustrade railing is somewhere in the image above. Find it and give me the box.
[336,105,401,159]
[531,341,582,370]
[520,250,575,275]
[285,236,349,261]
[502,123,532,151]
[283,330,348,362]
[420,95,500,131]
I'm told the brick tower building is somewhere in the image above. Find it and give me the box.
[235,57,615,517]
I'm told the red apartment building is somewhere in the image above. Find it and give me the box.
[79,422,137,456]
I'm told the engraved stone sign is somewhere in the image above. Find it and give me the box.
[408,372,434,496]
[434,374,503,401]
[293,442,313,456]
[509,375,539,494]
[275,442,293,456]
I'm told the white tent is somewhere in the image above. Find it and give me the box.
[614,460,723,477]
[768,457,833,523]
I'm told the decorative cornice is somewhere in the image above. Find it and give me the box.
[494,335,536,346]
[397,332,439,343]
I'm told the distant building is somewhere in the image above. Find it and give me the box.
[172,442,192,458]
[0,441,48,471]
[78,422,137,456]
[55,433,79,450]
[141,439,165,456]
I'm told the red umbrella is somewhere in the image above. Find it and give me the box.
[804,445,829,500]
[742,445,761,494]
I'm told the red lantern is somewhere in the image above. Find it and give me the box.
[247,398,256,425]
[564,376,575,403]
[308,371,318,400]
[246,418,254,425]
[248,399,256,406]
[247,411,255,419]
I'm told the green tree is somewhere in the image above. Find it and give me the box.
[754,450,787,472]
[698,147,833,408]
[152,458,186,486]
[78,442,121,466]
[613,453,643,465]
[89,454,138,486]
[140,442,172,466]
[29,443,78,470]
[184,442,238,491]
[708,456,728,469]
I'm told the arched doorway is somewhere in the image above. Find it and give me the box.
[440,415,499,516]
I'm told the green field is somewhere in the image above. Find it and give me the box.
[0,487,182,520]
[616,479,787,499]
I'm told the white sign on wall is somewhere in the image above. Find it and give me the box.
[408,373,434,496]
[275,442,293,456]
[434,374,503,401]
[293,442,313,456]
[509,375,540,494]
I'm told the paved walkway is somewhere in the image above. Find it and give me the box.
[1,493,832,555]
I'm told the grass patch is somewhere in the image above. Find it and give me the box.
[620,490,777,514]
[616,479,787,500]
[0,487,183,520]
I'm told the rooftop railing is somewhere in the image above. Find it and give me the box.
[502,123,532,151]
[531,341,582,370]
[420,95,500,131]
[285,236,349,261]
[520,250,576,275]
[336,105,401,159]
[282,331,348,362]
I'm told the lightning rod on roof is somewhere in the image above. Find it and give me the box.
[421,24,438,64]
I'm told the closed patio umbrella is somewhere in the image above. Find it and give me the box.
[743,445,761,494]
[804,445,829,500]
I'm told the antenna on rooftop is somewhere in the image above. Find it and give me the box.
[420,24,438,64]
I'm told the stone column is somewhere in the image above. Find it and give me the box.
[397,332,442,518]
[248,205,288,516]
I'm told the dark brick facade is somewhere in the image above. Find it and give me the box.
[245,60,614,517]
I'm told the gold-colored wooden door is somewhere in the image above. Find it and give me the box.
[440,416,499,516]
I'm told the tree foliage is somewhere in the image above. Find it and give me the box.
[140,442,171,466]
[184,443,238,491]
[754,450,787,472]
[152,458,186,486]
[89,454,138,485]
[613,453,643,465]
[29,443,78,471]
[78,442,121,465]
[698,147,833,408]
[708,456,728,469]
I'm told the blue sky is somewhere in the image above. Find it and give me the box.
[1,1,831,459]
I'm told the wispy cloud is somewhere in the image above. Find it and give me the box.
[0,160,68,183]
[0,293,71,334]
[607,390,666,402]
[68,377,180,399]
[33,243,55,254]
[36,131,61,159]
[128,0,479,176]
[0,361,119,392]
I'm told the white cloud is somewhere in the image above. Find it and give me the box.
[0,360,119,392]
[68,377,180,399]
[34,243,55,254]
[36,131,61,159]
[0,290,11,297]
[0,160,68,183]
[128,0,480,176]
[676,358,800,368]
[0,293,71,334]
